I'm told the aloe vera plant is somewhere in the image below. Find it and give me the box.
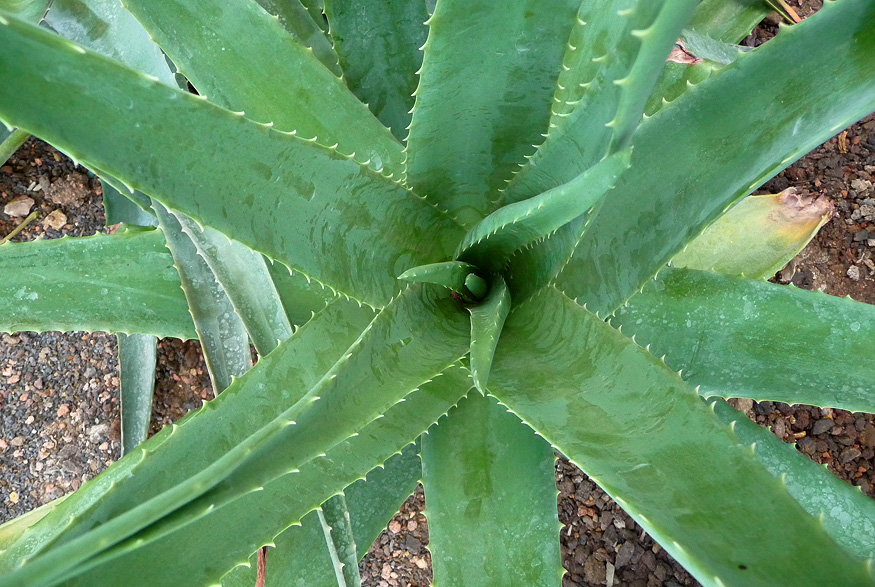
[1,0,875,585]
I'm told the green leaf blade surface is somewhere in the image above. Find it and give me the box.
[0,229,194,338]
[121,0,404,178]
[422,393,560,587]
[0,15,462,308]
[323,0,427,141]
[612,267,875,413]
[405,0,581,227]
[117,333,157,455]
[489,287,874,587]
[556,0,875,314]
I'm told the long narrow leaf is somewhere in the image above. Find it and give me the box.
[323,0,427,141]
[421,393,560,586]
[121,0,404,179]
[405,0,581,227]
[489,288,874,586]
[0,13,462,308]
[117,333,157,455]
[556,0,875,314]
[254,0,341,76]
[0,229,194,338]
[611,267,875,413]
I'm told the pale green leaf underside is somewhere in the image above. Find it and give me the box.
[324,0,427,142]
[612,267,875,413]
[45,0,176,86]
[317,494,362,587]
[152,201,251,394]
[174,212,293,357]
[489,288,873,586]
[711,400,875,561]
[422,393,560,586]
[405,0,581,227]
[121,0,404,178]
[0,228,194,338]
[0,14,462,308]
[117,333,157,456]
[557,0,875,315]
[220,444,422,587]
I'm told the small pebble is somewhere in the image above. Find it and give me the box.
[3,196,34,217]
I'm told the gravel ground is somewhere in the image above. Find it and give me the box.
[3,7,875,584]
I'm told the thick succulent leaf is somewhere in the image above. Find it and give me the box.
[121,0,404,179]
[254,0,341,76]
[0,496,68,553]
[405,0,581,227]
[0,287,470,587]
[300,0,327,33]
[421,393,560,586]
[317,495,361,587]
[220,444,422,587]
[174,212,293,357]
[458,149,631,271]
[711,399,875,560]
[679,28,748,66]
[58,365,470,587]
[611,267,875,413]
[44,0,175,86]
[117,333,157,455]
[0,228,194,338]
[467,275,510,394]
[267,262,339,328]
[489,287,874,586]
[323,0,427,141]
[152,201,252,394]
[556,0,875,315]
[101,180,156,227]
[0,0,47,22]
[0,127,27,164]
[672,189,832,279]
[0,14,463,308]
[500,0,695,301]
[398,261,484,300]
[506,0,696,203]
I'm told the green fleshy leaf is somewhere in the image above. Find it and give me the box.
[0,127,27,164]
[398,261,482,300]
[152,201,251,394]
[174,212,293,356]
[101,180,156,227]
[679,28,749,66]
[0,228,194,338]
[556,0,875,315]
[506,0,696,203]
[121,0,404,179]
[468,275,510,394]
[52,357,470,587]
[489,287,875,586]
[317,495,361,587]
[612,267,875,413]
[220,444,422,587]
[323,0,427,141]
[0,0,48,22]
[421,393,559,586]
[458,149,631,271]
[254,0,341,76]
[0,495,69,553]
[671,189,832,279]
[44,0,175,85]
[0,14,462,308]
[501,0,695,301]
[405,0,581,227]
[0,286,469,587]
[117,333,157,455]
[711,399,875,561]
[267,261,338,328]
